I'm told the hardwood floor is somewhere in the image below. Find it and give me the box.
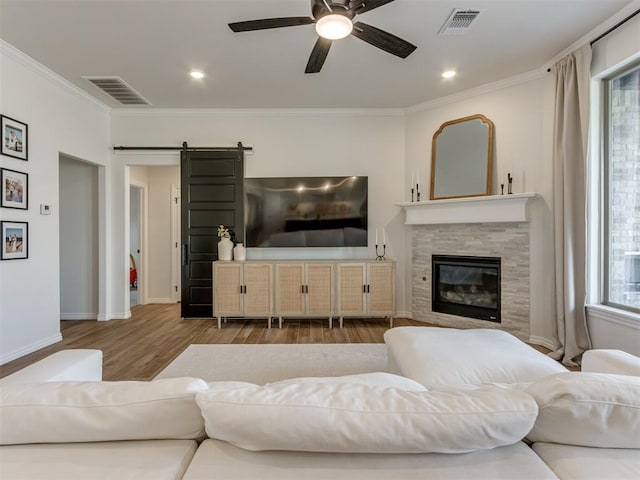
[0,304,427,381]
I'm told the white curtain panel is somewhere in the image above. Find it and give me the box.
[550,44,593,366]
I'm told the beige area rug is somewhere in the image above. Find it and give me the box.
[155,343,388,384]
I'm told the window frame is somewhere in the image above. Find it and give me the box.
[601,60,640,315]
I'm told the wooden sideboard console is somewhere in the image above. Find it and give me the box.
[213,260,395,329]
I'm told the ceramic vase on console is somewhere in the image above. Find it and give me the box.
[218,237,233,261]
[233,243,246,261]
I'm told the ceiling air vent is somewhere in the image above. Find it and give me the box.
[438,9,481,35]
[83,76,151,105]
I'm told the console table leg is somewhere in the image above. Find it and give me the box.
[279,317,283,329]
[267,317,272,329]
[339,317,344,328]
[389,316,394,328]
[329,317,333,329]
[217,317,221,329]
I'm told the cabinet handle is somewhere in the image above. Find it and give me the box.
[243,285,247,294]
[367,285,370,293]
[301,285,305,294]
[305,285,309,294]
[240,285,243,294]
[363,284,366,293]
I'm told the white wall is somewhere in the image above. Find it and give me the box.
[0,41,110,364]
[59,156,98,319]
[404,75,558,348]
[110,111,408,315]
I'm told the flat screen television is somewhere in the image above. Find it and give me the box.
[245,176,368,247]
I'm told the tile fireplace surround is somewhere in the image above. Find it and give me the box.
[397,194,537,341]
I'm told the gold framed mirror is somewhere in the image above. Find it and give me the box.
[430,114,494,200]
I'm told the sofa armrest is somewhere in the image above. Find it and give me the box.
[0,349,103,385]
[582,349,640,376]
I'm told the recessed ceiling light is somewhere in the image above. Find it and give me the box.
[442,70,456,79]
[190,70,205,79]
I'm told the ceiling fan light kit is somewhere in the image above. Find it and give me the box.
[228,0,416,73]
[315,14,353,40]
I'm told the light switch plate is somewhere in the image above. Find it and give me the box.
[40,204,51,215]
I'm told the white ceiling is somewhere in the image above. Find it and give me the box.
[0,0,633,108]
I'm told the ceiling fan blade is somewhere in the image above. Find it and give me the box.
[305,37,333,74]
[352,0,395,15]
[229,17,315,32]
[351,21,417,58]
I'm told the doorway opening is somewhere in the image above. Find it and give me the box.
[130,185,142,307]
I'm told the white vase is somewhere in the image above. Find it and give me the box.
[218,237,233,261]
[233,243,246,261]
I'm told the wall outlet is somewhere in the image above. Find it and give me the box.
[40,204,51,215]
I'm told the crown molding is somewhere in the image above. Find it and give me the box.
[405,69,546,114]
[110,107,405,118]
[0,40,110,114]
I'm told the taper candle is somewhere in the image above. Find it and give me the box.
[383,228,386,245]
[375,229,379,245]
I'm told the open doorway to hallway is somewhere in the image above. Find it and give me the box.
[129,185,142,307]
[128,165,181,306]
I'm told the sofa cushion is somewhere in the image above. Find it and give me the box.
[532,442,640,480]
[582,349,640,376]
[526,372,640,448]
[196,382,538,453]
[270,372,427,391]
[0,377,208,445]
[0,440,197,480]
[384,327,567,388]
[181,439,559,480]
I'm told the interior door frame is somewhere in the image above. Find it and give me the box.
[170,184,181,303]
[129,180,147,306]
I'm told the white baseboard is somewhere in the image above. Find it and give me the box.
[60,312,98,320]
[147,298,175,304]
[528,335,558,351]
[96,311,132,321]
[0,333,63,365]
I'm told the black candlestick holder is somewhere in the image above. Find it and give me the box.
[416,183,421,202]
[507,173,513,194]
[411,187,414,202]
[375,244,386,261]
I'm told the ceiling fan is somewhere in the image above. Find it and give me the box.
[228,0,417,73]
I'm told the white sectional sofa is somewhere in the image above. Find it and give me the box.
[0,331,638,480]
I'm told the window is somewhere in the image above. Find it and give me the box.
[604,63,640,313]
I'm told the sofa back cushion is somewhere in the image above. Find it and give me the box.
[526,372,640,448]
[0,377,208,445]
[196,382,538,454]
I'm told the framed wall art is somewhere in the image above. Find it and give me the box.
[1,168,28,209]
[1,221,28,260]
[1,115,28,161]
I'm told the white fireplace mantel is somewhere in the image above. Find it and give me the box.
[396,193,538,225]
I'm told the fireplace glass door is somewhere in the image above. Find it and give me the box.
[432,255,501,322]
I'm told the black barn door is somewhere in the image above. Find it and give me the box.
[181,148,244,318]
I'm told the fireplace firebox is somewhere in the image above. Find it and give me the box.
[432,255,501,323]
